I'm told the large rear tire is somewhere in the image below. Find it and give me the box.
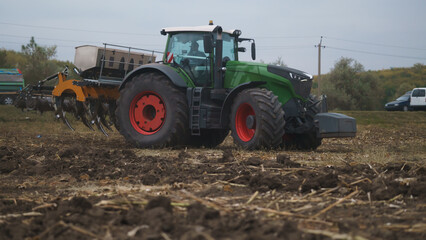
[230,88,285,150]
[115,72,189,148]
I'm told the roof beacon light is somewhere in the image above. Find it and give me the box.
[209,20,214,25]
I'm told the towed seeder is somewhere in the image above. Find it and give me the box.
[15,44,157,136]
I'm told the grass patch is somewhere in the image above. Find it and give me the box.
[2,106,424,127]
[0,105,99,135]
[336,110,426,128]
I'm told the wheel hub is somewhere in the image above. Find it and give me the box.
[235,103,256,142]
[245,115,256,129]
[130,92,165,135]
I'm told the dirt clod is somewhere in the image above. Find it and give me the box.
[301,172,339,192]
[245,157,262,166]
[146,196,173,213]
[220,149,234,162]
[276,154,301,167]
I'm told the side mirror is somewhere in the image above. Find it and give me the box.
[251,42,256,60]
[203,34,213,53]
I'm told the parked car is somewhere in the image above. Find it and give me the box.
[385,91,411,111]
[410,88,426,111]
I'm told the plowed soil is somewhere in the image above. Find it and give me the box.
[0,108,425,240]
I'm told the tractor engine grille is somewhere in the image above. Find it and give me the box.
[267,65,313,99]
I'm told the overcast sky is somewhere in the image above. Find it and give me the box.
[1,0,425,74]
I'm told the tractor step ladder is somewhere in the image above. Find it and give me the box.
[190,87,202,135]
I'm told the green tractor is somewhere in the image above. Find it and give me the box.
[115,22,356,150]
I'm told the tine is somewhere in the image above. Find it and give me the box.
[90,100,109,137]
[95,116,109,137]
[98,103,112,131]
[61,108,75,131]
[53,96,61,115]
[81,113,95,131]
[70,98,80,120]
[99,114,112,131]
[77,101,95,131]
[53,96,74,131]
[86,101,96,125]
[62,114,75,131]
[108,100,117,126]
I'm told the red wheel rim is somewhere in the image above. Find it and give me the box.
[129,91,166,135]
[235,103,255,142]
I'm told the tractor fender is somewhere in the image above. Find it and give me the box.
[220,81,266,127]
[119,63,187,90]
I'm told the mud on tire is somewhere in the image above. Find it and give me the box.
[282,95,322,150]
[187,129,229,148]
[283,132,322,150]
[230,88,285,150]
[115,72,189,148]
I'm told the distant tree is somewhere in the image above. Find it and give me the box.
[0,49,12,68]
[21,37,59,85]
[270,56,287,67]
[395,82,416,97]
[323,57,381,110]
[412,63,424,74]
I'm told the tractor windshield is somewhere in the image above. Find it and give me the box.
[166,32,210,86]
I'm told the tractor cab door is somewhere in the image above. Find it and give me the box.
[166,32,212,87]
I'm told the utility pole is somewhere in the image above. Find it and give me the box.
[315,36,325,96]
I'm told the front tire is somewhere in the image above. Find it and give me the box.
[282,95,322,150]
[230,88,285,150]
[115,72,189,148]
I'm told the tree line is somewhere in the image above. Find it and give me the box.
[314,58,425,110]
[1,38,425,110]
[0,37,75,86]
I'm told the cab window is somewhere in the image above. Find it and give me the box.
[167,32,210,86]
[412,89,425,97]
[222,33,236,61]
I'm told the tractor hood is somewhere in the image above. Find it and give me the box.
[224,61,314,101]
[266,65,313,99]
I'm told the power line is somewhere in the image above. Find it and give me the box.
[0,33,101,45]
[0,34,165,50]
[258,45,312,49]
[327,46,426,60]
[0,40,75,48]
[2,20,425,53]
[325,36,426,51]
[0,21,159,37]
[255,35,319,39]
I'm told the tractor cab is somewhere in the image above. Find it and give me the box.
[161,24,250,88]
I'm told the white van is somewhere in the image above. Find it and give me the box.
[410,88,426,110]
